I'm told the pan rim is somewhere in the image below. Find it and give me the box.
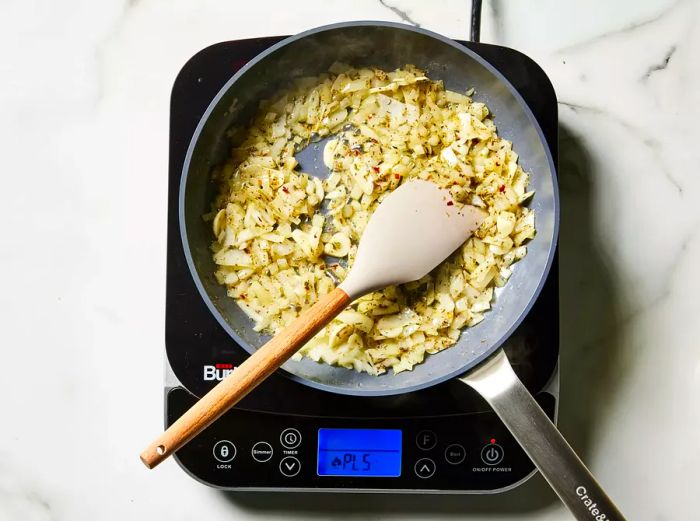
[178,20,560,396]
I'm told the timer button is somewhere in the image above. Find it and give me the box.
[415,430,437,450]
[213,440,236,463]
[444,444,466,465]
[279,456,301,477]
[280,428,301,449]
[251,441,274,462]
[480,443,504,466]
[414,458,436,479]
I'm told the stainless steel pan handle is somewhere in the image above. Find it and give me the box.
[460,350,626,521]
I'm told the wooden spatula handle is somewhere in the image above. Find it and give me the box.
[140,287,351,469]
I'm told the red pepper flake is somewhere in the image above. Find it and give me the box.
[240,293,247,300]
[352,149,360,156]
[282,186,289,193]
[372,166,380,173]
[499,184,506,193]
[447,201,454,206]
[394,174,401,180]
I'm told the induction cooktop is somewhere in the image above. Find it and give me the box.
[165,36,559,493]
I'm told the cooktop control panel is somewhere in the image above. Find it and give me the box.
[168,388,555,491]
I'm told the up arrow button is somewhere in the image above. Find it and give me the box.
[414,458,436,478]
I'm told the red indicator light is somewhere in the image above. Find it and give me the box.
[490,438,496,444]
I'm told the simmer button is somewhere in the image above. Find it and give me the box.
[251,441,274,462]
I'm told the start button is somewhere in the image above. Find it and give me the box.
[444,444,466,465]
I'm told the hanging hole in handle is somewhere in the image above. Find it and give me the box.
[156,445,166,456]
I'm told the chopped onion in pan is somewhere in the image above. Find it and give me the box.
[208,65,535,375]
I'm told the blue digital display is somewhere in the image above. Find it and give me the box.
[317,428,402,477]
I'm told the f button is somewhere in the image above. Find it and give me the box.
[416,430,437,451]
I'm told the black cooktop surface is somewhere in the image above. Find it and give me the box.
[165,36,559,492]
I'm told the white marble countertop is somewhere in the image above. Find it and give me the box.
[1,0,698,520]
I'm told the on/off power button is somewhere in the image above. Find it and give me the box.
[480,442,504,466]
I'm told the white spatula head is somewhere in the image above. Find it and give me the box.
[339,179,486,299]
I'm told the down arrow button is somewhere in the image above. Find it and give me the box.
[279,456,301,477]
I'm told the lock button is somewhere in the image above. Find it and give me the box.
[213,440,237,463]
